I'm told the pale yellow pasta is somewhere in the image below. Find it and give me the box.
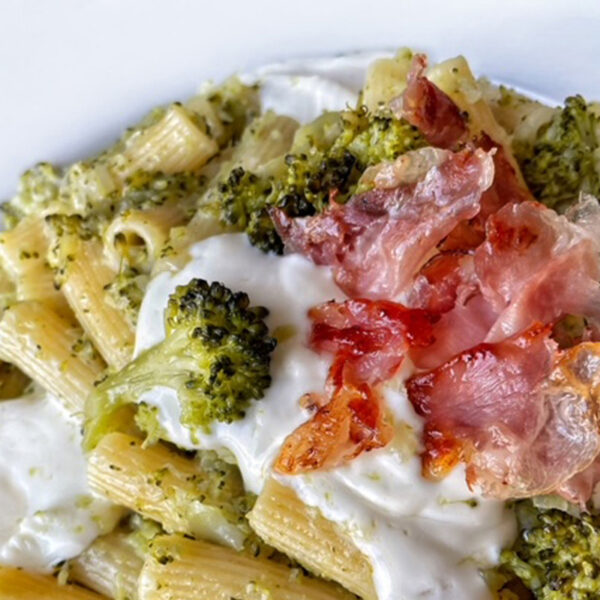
[0,216,71,317]
[362,47,414,111]
[70,531,143,600]
[87,433,245,549]
[103,201,188,274]
[151,212,227,275]
[248,479,377,600]
[58,236,135,371]
[0,266,15,310]
[0,301,105,414]
[185,95,229,146]
[236,111,298,171]
[117,104,218,178]
[426,56,523,178]
[478,78,557,148]
[0,566,106,599]
[138,535,354,600]
[155,111,298,274]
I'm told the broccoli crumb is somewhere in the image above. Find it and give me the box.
[493,501,600,599]
[517,95,600,211]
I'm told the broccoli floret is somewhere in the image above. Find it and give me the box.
[216,167,281,253]
[495,501,600,599]
[84,279,276,449]
[518,95,600,210]
[3,163,62,227]
[209,108,426,253]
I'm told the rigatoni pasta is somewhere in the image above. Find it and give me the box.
[103,201,188,274]
[87,432,248,550]
[0,566,107,600]
[249,479,377,600]
[0,301,105,413]
[117,104,219,178]
[138,535,355,600]
[69,531,143,600]
[0,215,71,317]
[55,235,135,370]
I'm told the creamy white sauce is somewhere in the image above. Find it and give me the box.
[243,51,387,123]
[136,234,516,600]
[136,234,346,493]
[0,390,121,572]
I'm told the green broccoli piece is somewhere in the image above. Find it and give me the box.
[495,501,600,599]
[209,108,426,254]
[518,95,600,210]
[216,166,282,253]
[84,279,276,449]
[3,163,62,227]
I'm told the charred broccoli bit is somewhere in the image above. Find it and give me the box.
[517,95,600,210]
[495,501,600,599]
[84,279,276,449]
[217,166,281,253]
[211,108,426,253]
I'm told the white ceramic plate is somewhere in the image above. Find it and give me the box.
[0,0,599,199]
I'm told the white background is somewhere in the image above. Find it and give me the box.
[1,0,598,198]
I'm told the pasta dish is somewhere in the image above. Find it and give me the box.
[1,48,600,600]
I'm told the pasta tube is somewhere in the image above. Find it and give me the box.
[57,236,135,370]
[0,301,105,414]
[87,433,247,550]
[426,56,523,178]
[361,48,414,112]
[0,215,70,317]
[103,201,188,274]
[248,479,377,600]
[70,531,143,599]
[138,534,354,600]
[0,566,105,599]
[118,104,218,177]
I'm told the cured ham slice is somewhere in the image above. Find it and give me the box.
[475,200,600,342]
[441,136,534,251]
[557,460,600,508]
[393,55,532,250]
[272,147,494,300]
[407,329,600,500]
[275,299,435,474]
[411,196,600,369]
[391,54,468,149]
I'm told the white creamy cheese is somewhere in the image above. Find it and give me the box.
[0,390,121,572]
[243,51,388,123]
[136,234,516,600]
[136,234,346,493]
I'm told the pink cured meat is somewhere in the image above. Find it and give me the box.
[272,148,494,300]
[407,330,600,501]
